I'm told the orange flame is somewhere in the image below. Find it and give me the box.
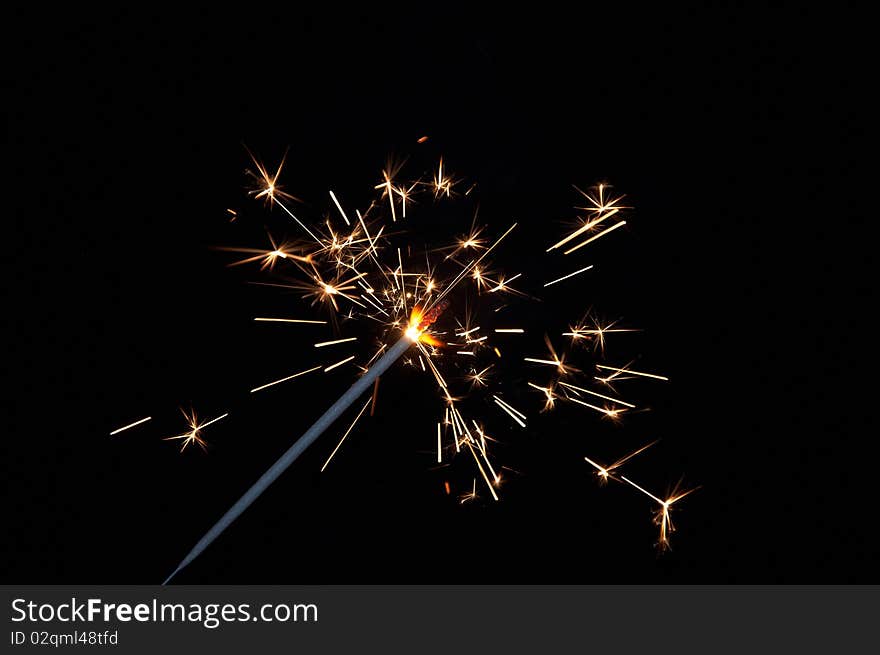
[406,303,447,346]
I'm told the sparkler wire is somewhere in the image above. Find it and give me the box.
[163,335,413,584]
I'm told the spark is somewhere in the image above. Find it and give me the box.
[524,336,572,375]
[620,476,663,504]
[328,190,350,226]
[320,399,372,471]
[546,208,620,253]
[217,235,311,271]
[543,265,594,287]
[109,416,151,435]
[445,224,487,261]
[494,328,524,333]
[433,158,455,198]
[574,183,630,215]
[567,396,624,420]
[395,181,419,218]
[583,440,658,484]
[558,381,635,408]
[467,365,493,389]
[596,364,669,381]
[250,365,322,393]
[459,479,478,504]
[163,410,228,453]
[563,318,639,353]
[254,318,327,324]
[563,221,627,255]
[245,147,299,206]
[382,170,397,222]
[436,422,442,463]
[621,477,697,550]
[492,395,526,428]
[313,337,358,348]
[527,382,556,411]
[524,357,561,367]
[488,272,523,294]
[324,355,356,372]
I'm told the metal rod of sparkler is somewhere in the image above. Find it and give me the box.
[163,335,413,584]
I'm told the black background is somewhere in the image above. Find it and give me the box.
[4,7,872,582]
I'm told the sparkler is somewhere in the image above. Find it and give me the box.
[118,147,694,581]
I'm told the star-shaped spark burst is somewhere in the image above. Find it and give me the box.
[216,233,311,271]
[163,408,228,453]
[432,157,457,198]
[563,314,640,354]
[620,476,698,551]
[584,440,658,486]
[245,147,301,206]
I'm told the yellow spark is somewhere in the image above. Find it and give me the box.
[546,208,620,252]
[459,478,478,504]
[495,328,524,333]
[492,395,526,427]
[395,181,418,218]
[584,441,658,484]
[328,190,350,226]
[524,336,572,374]
[433,158,455,198]
[465,442,499,501]
[524,357,560,367]
[568,396,624,419]
[254,317,327,324]
[436,422,442,463]
[109,416,151,436]
[313,337,358,348]
[445,224,487,260]
[245,147,300,206]
[250,365,322,393]
[574,183,630,215]
[488,273,521,293]
[467,365,493,389]
[382,170,397,222]
[597,364,669,381]
[527,382,556,411]
[324,355,356,372]
[543,265,594,287]
[563,220,627,255]
[583,456,611,483]
[163,409,228,453]
[622,477,696,550]
[218,235,311,271]
[558,381,635,408]
[620,476,664,505]
[563,318,639,353]
[320,399,372,471]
